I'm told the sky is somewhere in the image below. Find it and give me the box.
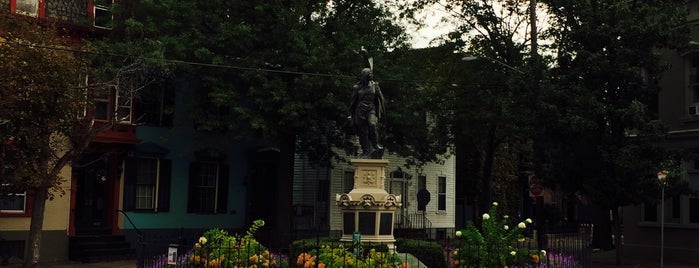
[409,5,454,48]
[397,1,457,49]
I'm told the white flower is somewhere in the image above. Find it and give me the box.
[504,225,509,230]
[483,213,490,220]
[504,215,509,219]
[525,218,533,224]
[518,222,526,229]
[510,251,517,256]
[198,236,207,245]
[492,201,498,206]
[540,250,547,256]
[455,230,462,237]
[517,238,525,242]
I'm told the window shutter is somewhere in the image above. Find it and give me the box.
[123,157,137,211]
[187,162,199,213]
[157,159,172,212]
[216,164,229,214]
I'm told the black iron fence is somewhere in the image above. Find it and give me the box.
[138,224,592,268]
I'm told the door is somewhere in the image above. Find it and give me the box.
[74,156,109,234]
[389,180,406,226]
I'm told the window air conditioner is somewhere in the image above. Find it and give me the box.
[688,104,699,116]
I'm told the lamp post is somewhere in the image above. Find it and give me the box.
[657,170,668,268]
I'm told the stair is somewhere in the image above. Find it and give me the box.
[69,234,136,263]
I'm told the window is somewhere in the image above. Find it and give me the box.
[438,176,446,211]
[135,158,157,209]
[116,87,133,123]
[93,86,111,120]
[418,175,426,190]
[15,0,38,17]
[123,157,171,212]
[687,57,699,116]
[194,88,232,132]
[1,185,26,214]
[94,0,112,28]
[188,161,229,214]
[642,202,657,222]
[343,171,354,193]
[135,81,174,126]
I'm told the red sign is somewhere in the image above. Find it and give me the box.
[529,175,543,197]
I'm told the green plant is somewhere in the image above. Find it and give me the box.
[295,242,406,268]
[452,202,546,267]
[394,238,446,268]
[188,219,286,267]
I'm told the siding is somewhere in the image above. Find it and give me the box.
[293,148,456,233]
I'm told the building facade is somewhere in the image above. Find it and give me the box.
[622,1,699,265]
[293,151,457,241]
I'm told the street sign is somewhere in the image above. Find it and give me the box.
[529,175,543,197]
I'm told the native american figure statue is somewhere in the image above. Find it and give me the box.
[349,62,385,159]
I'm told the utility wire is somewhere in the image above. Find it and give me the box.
[0,39,358,80]
[0,39,484,86]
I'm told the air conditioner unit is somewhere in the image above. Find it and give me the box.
[688,104,699,116]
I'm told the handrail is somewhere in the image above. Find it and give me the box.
[116,209,144,268]
[116,209,142,236]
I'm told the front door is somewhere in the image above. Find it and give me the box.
[74,155,110,234]
[389,180,406,225]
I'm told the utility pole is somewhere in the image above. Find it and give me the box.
[529,0,546,251]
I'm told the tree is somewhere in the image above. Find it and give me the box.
[539,0,689,262]
[400,0,537,225]
[102,0,412,247]
[0,14,90,268]
[0,12,156,267]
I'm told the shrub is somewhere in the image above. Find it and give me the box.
[295,241,406,268]
[452,202,546,267]
[394,238,446,268]
[187,219,288,267]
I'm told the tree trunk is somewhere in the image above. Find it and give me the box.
[591,206,614,251]
[273,134,295,248]
[24,185,48,268]
[611,207,623,265]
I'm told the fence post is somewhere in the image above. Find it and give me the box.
[579,223,592,268]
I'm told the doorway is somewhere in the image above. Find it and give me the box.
[73,154,110,234]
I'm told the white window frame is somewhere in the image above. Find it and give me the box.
[0,184,27,214]
[135,158,160,210]
[438,175,447,211]
[93,0,113,29]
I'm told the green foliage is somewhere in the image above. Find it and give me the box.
[540,0,691,207]
[0,13,88,195]
[295,243,404,268]
[394,238,447,268]
[189,220,284,267]
[452,202,545,267]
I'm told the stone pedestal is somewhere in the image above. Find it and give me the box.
[336,159,401,245]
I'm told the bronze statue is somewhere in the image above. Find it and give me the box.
[350,67,384,159]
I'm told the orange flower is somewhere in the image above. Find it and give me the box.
[532,254,540,263]
[400,262,410,268]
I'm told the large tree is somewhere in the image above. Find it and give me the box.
[102,0,412,247]
[0,14,91,268]
[540,0,689,261]
[401,0,537,225]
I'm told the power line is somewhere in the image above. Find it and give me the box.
[0,39,358,80]
[0,39,446,85]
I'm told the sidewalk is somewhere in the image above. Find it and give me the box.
[591,248,696,268]
[6,249,696,267]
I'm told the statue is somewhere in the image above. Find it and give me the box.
[350,67,384,159]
